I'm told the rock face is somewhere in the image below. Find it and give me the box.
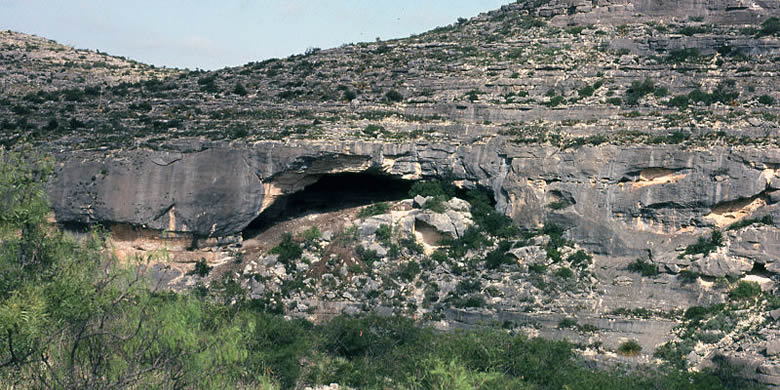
[50,142,780,258]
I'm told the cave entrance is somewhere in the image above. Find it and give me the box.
[243,172,415,237]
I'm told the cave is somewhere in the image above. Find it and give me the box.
[243,171,415,237]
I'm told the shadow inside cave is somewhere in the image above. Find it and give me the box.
[242,171,415,238]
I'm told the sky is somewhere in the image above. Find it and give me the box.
[0,0,512,70]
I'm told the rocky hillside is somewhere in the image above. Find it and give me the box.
[3,0,780,387]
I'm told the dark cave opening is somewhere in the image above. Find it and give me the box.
[748,262,772,278]
[243,172,415,237]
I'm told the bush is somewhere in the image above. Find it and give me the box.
[302,226,322,249]
[423,195,448,213]
[445,227,490,259]
[397,260,421,281]
[758,94,775,105]
[544,95,566,107]
[554,267,574,279]
[271,233,303,270]
[189,258,213,277]
[400,234,424,254]
[729,281,761,300]
[385,90,404,102]
[358,202,390,218]
[578,84,595,97]
[485,241,514,269]
[624,78,656,105]
[566,250,592,269]
[233,82,248,96]
[558,318,578,329]
[409,180,452,199]
[617,340,642,356]
[678,270,700,284]
[758,16,780,37]
[467,190,519,238]
[627,258,659,277]
[727,215,773,230]
[665,48,701,63]
[680,230,723,258]
[375,224,392,244]
[362,124,388,138]
[342,89,357,101]
[667,95,690,109]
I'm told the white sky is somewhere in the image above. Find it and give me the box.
[0,0,512,70]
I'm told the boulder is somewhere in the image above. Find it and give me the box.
[691,253,753,277]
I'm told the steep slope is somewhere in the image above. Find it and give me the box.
[3,0,780,386]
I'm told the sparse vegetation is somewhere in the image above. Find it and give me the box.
[727,215,773,231]
[617,340,642,356]
[271,232,304,271]
[679,230,724,258]
[729,281,761,300]
[358,202,390,218]
[627,258,660,277]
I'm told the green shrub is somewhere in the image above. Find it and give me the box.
[400,234,424,254]
[727,215,773,230]
[544,95,566,107]
[363,124,389,138]
[758,16,780,37]
[528,263,548,274]
[758,95,775,105]
[423,195,448,213]
[385,90,404,102]
[248,313,311,388]
[444,226,490,259]
[558,318,578,329]
[233,82,248,96]
[650,131,690,144]
[375,224,392,244]
[189,257,213,277]
[485,241,514,269]
[665,48,701,63]
[409,180,452,199]
[271,233,303,271]
[627,258,659,277]
[397,260,421,281]
[617,340,642,356]
[654,86,669,97]
[624,78,656,105]
[302,226,322,248]
[548,200,570,210]
[358,202,390,218]
[467,190,519,238]
[566,250,592,269]
[342,89,357,101]
[578,84,595,97]
[356,245,381,267]
[680,230,723,258]
[667,95,690,109]
[542,223,569,263]
[554,267,574,279]
[729,281,761,300]
[678,270,700,284]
